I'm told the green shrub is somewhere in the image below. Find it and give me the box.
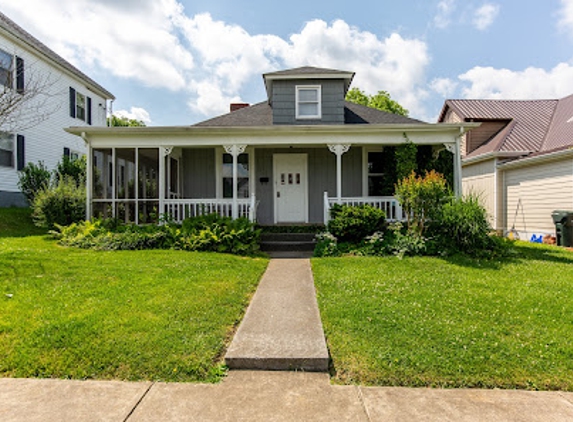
[53,214,260,256]
[313,232,339,257]
[54,155,86,186]
[431,194,512,257]
[327,204,386,243]
[395,170,450,236]
[179,214,260,255]
[17,161,51,204]
[32,176,86,229]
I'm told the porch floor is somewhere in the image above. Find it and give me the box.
[224,258,329,371]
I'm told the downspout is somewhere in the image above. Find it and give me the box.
[454,126,463,197]
[107,99,114,126]
[81,131,92,221]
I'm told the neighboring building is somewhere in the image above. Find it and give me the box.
[0,11,114,207]
[68,66,474,226]
[439,96,573,239]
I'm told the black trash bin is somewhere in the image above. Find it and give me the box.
[552,210,573,247]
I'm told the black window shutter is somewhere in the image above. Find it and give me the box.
[16,135,25,170]
[15,57,24,94]
[63,147,70,158]
[87,97,92,125]
[69,87,76,118]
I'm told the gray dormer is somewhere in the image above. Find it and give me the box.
[263,66,354,125]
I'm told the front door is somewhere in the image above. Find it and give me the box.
[273,154,308,223]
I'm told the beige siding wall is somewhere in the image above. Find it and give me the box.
[504,158,573,237]
[462,159,497,227]
[442,109,468,157]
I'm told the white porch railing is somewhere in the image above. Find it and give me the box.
[323,192,405,224]
[162,195,257,223]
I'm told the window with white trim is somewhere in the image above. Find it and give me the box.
[0,132,14,167]
[296,85,321,119]
[76,92,86,121]
[0,49,13,89]
[222,152,250,198]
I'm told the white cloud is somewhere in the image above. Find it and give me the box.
[430,77,458,98]
[457,63,573,99]
[0,1,432,119]
[434,0,456,29]
[559,0,573,33]
[113,107,152,124]
[473,3,500,30]
[0,0,194,90]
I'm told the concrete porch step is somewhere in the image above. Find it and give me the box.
[260,233,317,253]
[225,259,329,372]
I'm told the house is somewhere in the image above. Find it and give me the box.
[0,11,114,207]
[438,95,573,240]
[67,66,475,225]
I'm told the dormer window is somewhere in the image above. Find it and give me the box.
[296,85,321,119]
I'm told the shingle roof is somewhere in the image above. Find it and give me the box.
[441,99,558,157]
[263,66,353,77]
[0,11,114,99]
[193,100,427,127]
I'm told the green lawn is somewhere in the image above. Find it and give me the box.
[0,208,268,382]
[313,244,573,390]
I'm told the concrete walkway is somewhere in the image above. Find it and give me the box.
[225,258,329,371]
[3,372,573,421]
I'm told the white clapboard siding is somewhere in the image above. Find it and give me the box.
[504,158,573,236]
[462,159,496,228]
[0,32,108,194]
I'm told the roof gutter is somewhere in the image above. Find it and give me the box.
[66,122,481,137]
[462,151,530,166]
[498,147,573,170]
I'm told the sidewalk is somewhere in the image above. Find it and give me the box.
[3,371,573,421]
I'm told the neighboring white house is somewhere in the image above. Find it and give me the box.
[439,96,573,240]
[0,11,114,207]
[67,66,475,226]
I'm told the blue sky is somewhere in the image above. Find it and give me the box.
[1,0,572,124]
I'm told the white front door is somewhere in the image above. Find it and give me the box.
[273,154,308,223]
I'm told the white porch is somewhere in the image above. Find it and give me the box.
[77,122,476,226]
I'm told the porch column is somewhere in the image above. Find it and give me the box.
[444,141,462,197]
[159,146,173,221]
[85,142,92,220]
[224,144,247,219]
[328,144,351,203]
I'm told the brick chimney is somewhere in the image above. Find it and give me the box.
[230,103,249,112]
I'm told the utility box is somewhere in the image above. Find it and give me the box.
[552,210,573,247]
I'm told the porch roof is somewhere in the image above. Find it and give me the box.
[67,121,479,148]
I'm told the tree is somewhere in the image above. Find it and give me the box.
[0,60,60,133]
[346,87,409,116]
[108,115,146,127]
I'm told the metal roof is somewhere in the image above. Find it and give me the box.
[440,99,558,157]
[0,11,115,99]
[540,93,573,152]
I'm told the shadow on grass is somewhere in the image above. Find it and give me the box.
[0,207,47,238]
[441,242,573,270]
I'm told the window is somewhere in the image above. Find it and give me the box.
[0,132,14,167]
[0,49,13,89]
[222,153,249,198]
[76,92,86,121]
[296,85,321,119]
[364,148,395,197]
[69,87,92,124]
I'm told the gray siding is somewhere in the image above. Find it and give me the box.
[271,79,345,125]
[182,148,216,198]
[255,147,362,224]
